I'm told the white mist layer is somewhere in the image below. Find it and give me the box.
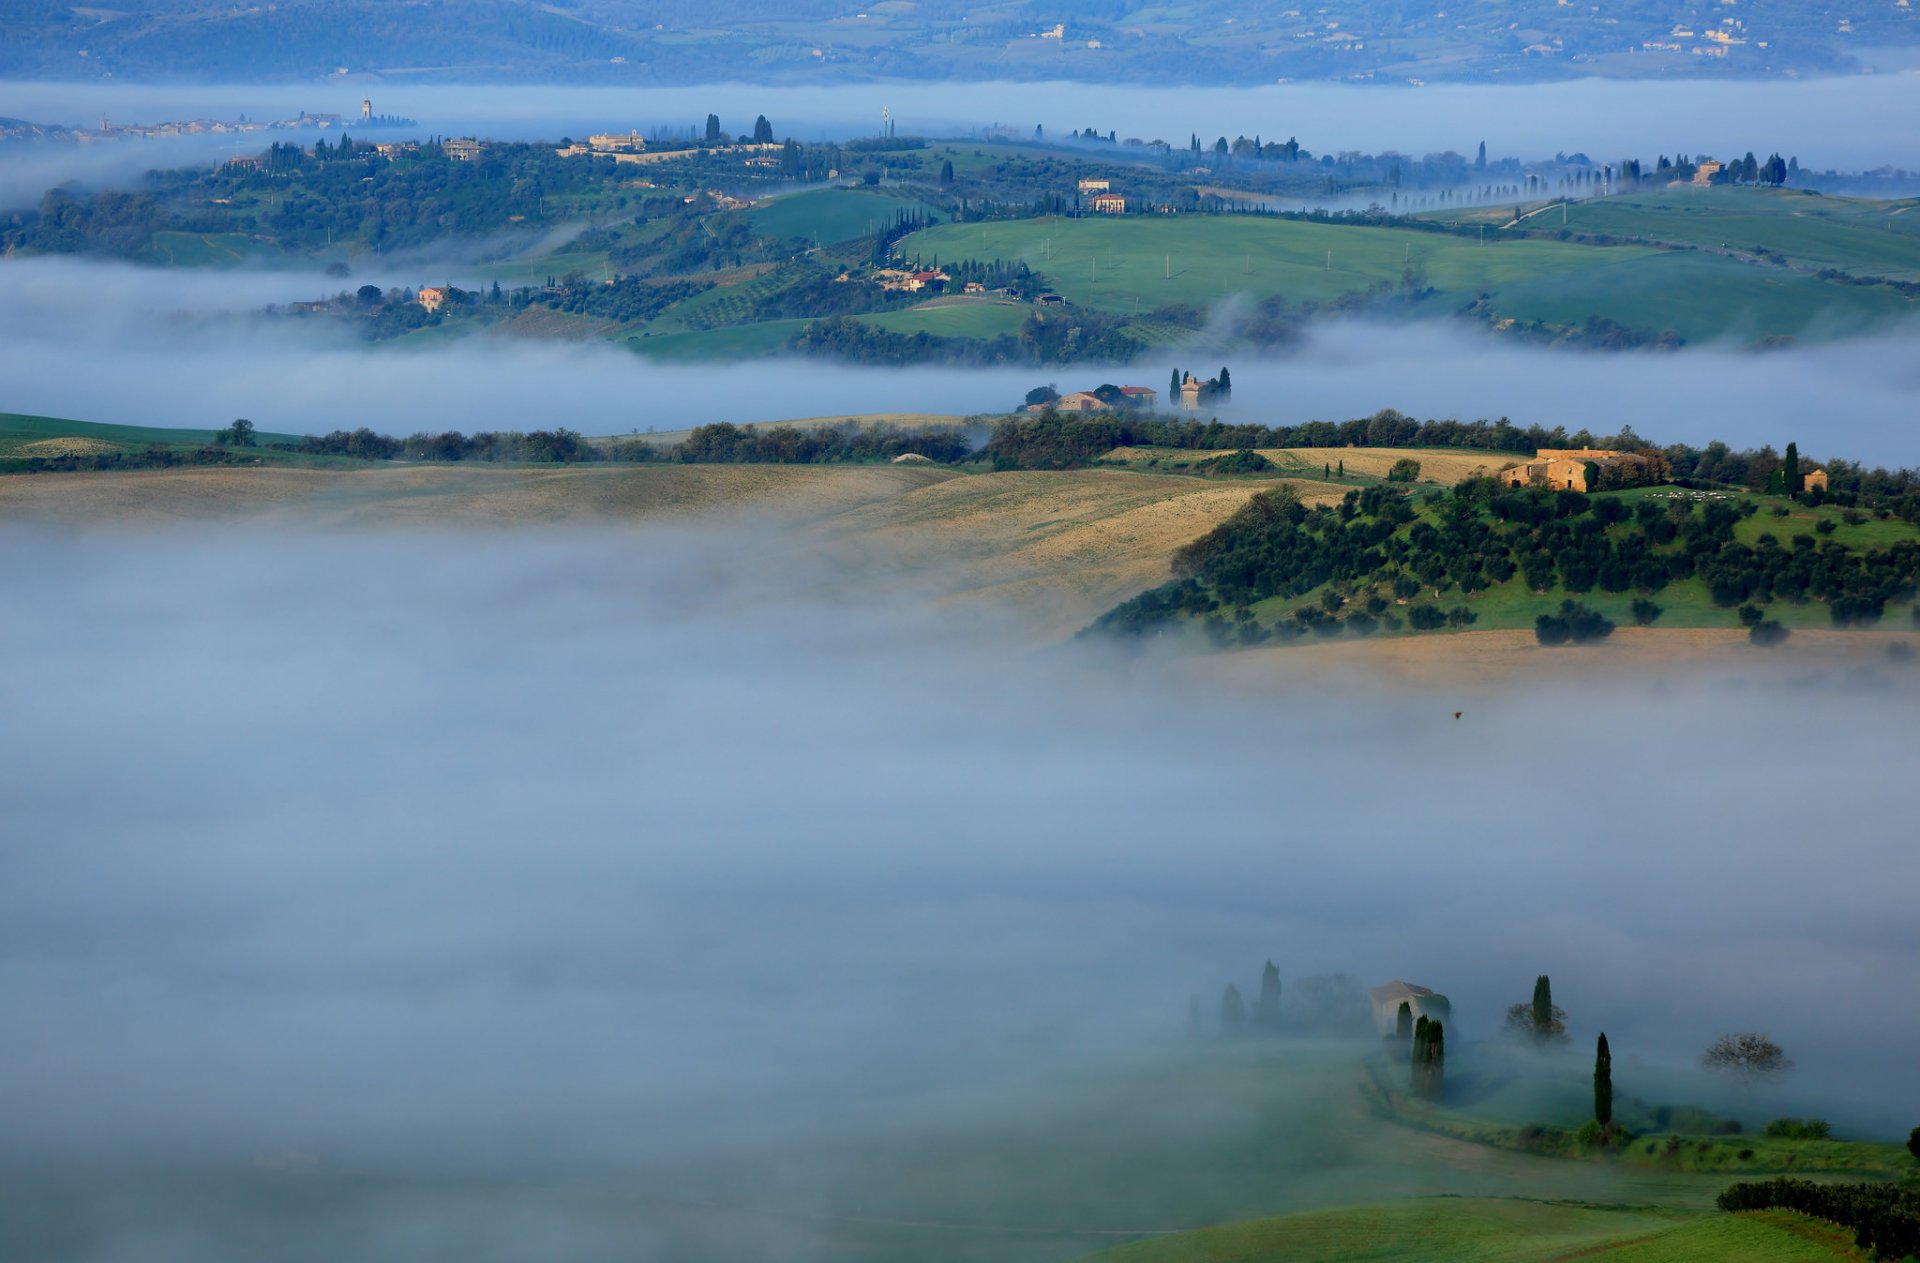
[1,526,1917,1188]
[2,255,1918,463]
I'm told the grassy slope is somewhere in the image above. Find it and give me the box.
[900,212,1912,342]
[0,411,303,453]
[858,299,1031,339]
[1235,484,1920,636]
[1083,1200,1862,1263]
[1441,187,1920,283]
[746,187,940,245]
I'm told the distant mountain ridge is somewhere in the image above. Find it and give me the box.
[3,0,1913,85]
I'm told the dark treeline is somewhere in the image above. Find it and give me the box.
[1717,1180,1920,1260]
[284,428,601,462]
[0,445,252,476]
[280,421,974,466]
[985,409,1550,471]
[665,421,972,464]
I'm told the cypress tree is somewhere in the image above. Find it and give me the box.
[1254,960,1282,1030]
[1219,983,1245,1037]
[1396,1000,1413,1042]
[1425,1020,1445,1100]
[1784,442,1801,497]
[1531,975,1553,1040]
[1412,1015,1431,1093]
[1594,1032,1613,1125]
[1218,366,1232,398]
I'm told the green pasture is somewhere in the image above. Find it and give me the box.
[143,230,282,267]
[0,411,302,454]
[899,214,1911,342]
[858,299,1030,339]
[746,187,940,245]
[1236,484,1920,635]
[624,318,808,360]
[1543,188,1920,282]
[1082,1200,1860,1263]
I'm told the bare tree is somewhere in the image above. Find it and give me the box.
[1701,1032,1793,1095]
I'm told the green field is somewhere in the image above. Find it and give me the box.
[746,187,941,245]
[858,299,1031,339]
[0,411,302,454]
[143,230,283,267]
[899,213,1914,343]
[1449,187,1920,283]
[1083,1200,1861,1263]
[625,317,809,360]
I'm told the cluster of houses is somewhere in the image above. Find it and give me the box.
[1077,176,1126,214]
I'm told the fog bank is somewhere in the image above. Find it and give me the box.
[3,255,1919,464]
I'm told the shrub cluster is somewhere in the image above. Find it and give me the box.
[1717,1179,1920,1259]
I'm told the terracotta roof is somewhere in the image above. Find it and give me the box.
[1368,980,1434,1004]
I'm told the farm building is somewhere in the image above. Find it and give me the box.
[442,138,486,162]
[1499,448,1656,494]
[1088,192,1127,214]
[416,285,451,312]
[1801,467,1829,493]
[1368,980,1450,1036]
[1078,177,1111,193]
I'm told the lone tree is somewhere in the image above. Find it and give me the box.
[1908,1125,1920,1162]
[215,418,256,447]
[1254,960,1282,1030]
[1505,974,1567,1043]
[704,113,722,144]
[752,114,774,143]
[1783,441,1801,496]
[1396,1000,1413,1043]
[1219,983,1246,1037]
[1594,1032,1613,1125]
[1217,366,1232,399]
[1701,1032,1793,1095]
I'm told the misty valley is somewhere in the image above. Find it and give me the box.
[3,28,1920,1263]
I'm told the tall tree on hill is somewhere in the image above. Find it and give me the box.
[1476,141,1487,170]
[1594,1032,1613,1125]
[1171,367,1181,401]
[1219,983,1246,1037]
[1217,366,1232,399]
[1532,975,1554,1041]
[939,159,954,185]
[1396,1000,1413,1043]
[1783,441,1801,496]
[704,113,722,145]
[752,114,773,143]
[1254,960,1282,1030]
[1412,1015,1430,1090]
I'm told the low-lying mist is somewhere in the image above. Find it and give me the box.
[4,254,1919,465]
[2,523,1917,1257]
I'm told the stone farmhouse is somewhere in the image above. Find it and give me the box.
[1499,448,1651,493]
[1088,191,1127,214]
[416,285,451,312]
[1368,980,1449,1037]
[1078,177,1111,193]
[1026,385,1160,413]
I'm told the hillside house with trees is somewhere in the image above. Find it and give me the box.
[1369,980,1450,1036]
[1089,191,1127,214]
[1500,448,1664,493]
[417,285,451,312]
